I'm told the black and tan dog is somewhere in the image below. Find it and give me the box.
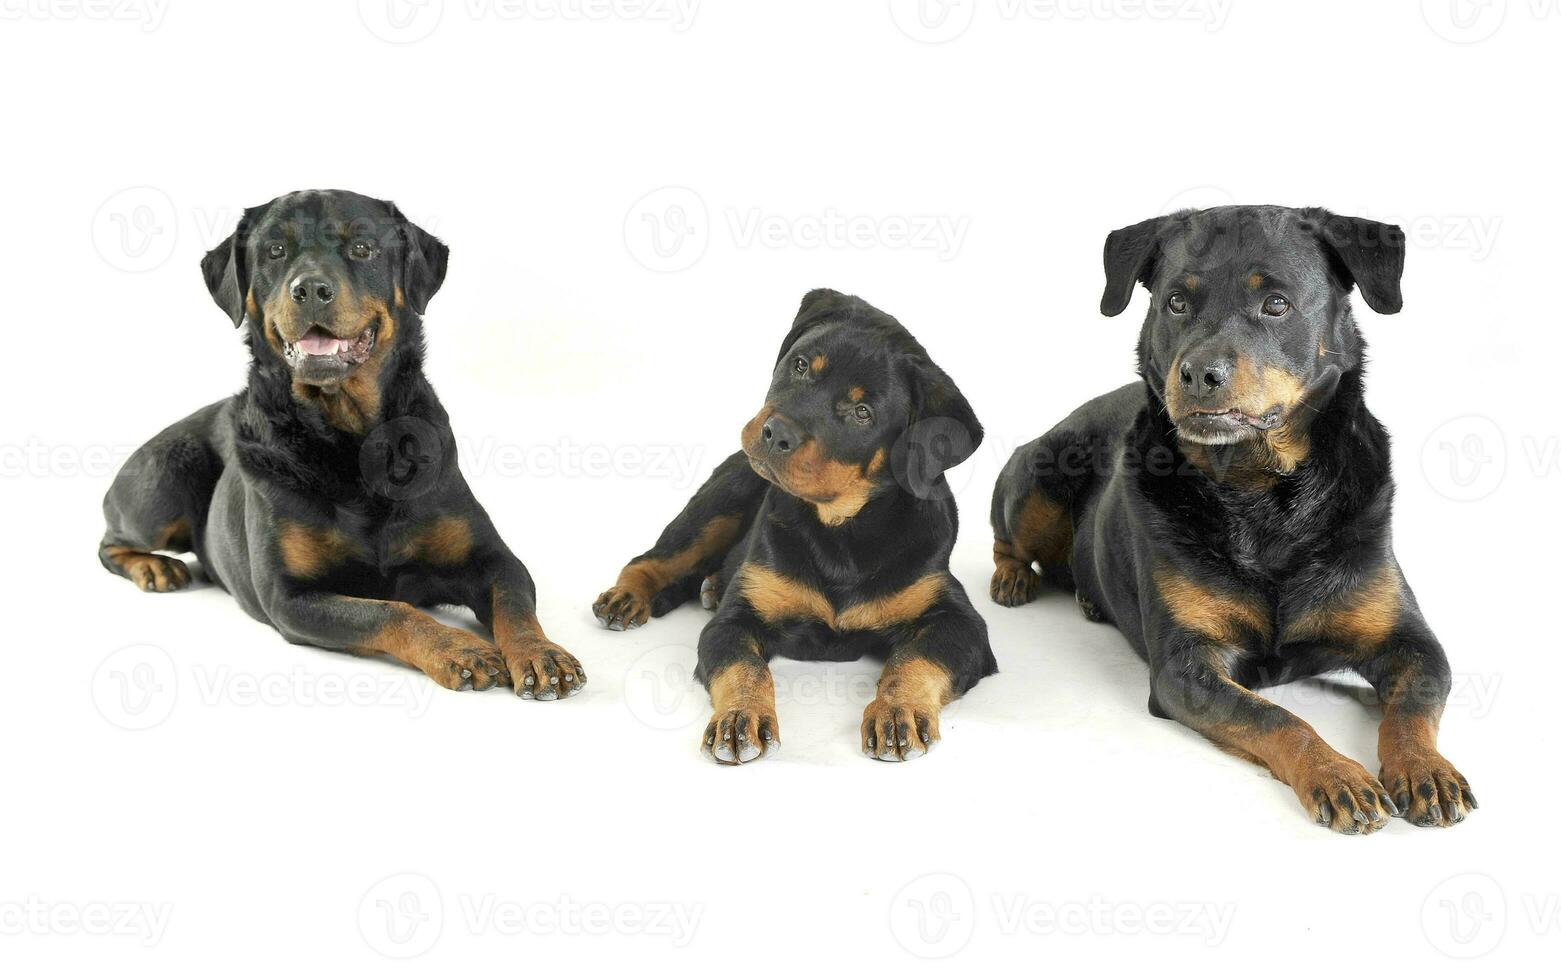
[99,189,584,698]
[594,289,995,763]
[991,205,1475,832]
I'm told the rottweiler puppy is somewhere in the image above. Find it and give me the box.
[991,206,1475,833]
[594,289,996,763]
[99,189,585,699]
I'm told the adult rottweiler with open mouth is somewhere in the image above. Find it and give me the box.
[593,289,995,763]
[99,189,585,699]
[991,206,1475,832]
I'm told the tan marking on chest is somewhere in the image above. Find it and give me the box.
[395,515,474,566]
[278,523,363,579]
[736,563,946,631]
[1281,565,1402,652]
[1154,565,1271,646]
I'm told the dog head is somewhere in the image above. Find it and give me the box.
[740,288,982,525]
[1100,205,1403,448]
[200,189,448,387]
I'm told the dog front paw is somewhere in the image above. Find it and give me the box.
[702,706,779,764]
[504,641,586,701]
[593,586,651,631]
[861,698,941,762]
[1292,751,1395,835]
[423,635,507,692]
[1380,751,1476,827]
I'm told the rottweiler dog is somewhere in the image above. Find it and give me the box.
[991,205,1475,832]
[99,189,585,699]
[593,289,996,763]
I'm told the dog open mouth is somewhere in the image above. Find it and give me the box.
[1178,407,1281,445]
[282,324,377,381]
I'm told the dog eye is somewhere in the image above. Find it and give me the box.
[348,240,376,260]
[793,356,809,377]
[1167,291,1188,315]
[853,404,873,424]
[1262,295,1290,316]
[266,242,285,260]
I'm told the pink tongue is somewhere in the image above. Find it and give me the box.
[297,328,347,356]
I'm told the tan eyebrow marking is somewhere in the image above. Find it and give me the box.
[848,385,865,402]
[811,355,827,373]
[1185,276,1199,291]
[1248,272,1265,290]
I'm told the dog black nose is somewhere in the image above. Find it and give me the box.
[761,415,802,455]
[289,275,336,306]
[1179,357,1233,397]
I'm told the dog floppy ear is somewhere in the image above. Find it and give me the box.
[1100,216,1165,317]
[201,214,251,328]
[891,357,983,498]
[1313,211,1405,315]
[775,287,857,365]
[394,206,449,315]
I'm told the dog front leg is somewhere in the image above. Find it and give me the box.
[1358,630,1476,827]
[1150,647,1397,834]
[266,592,507,691]
[694,611,778,765]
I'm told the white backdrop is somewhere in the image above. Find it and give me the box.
[2,1,1556,976]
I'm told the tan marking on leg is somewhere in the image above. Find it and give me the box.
[1206,709,1391,833]
[492,584,585,699]
[862,656,953,760]
[352,599,505,691]
[595,515,744,629]
[1154,565,1271,645]
[612,515,742,598]
[154,517,193,552]
[1376,693,1473,826]
[704,654,779,763]
[1012,492,1073,565]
